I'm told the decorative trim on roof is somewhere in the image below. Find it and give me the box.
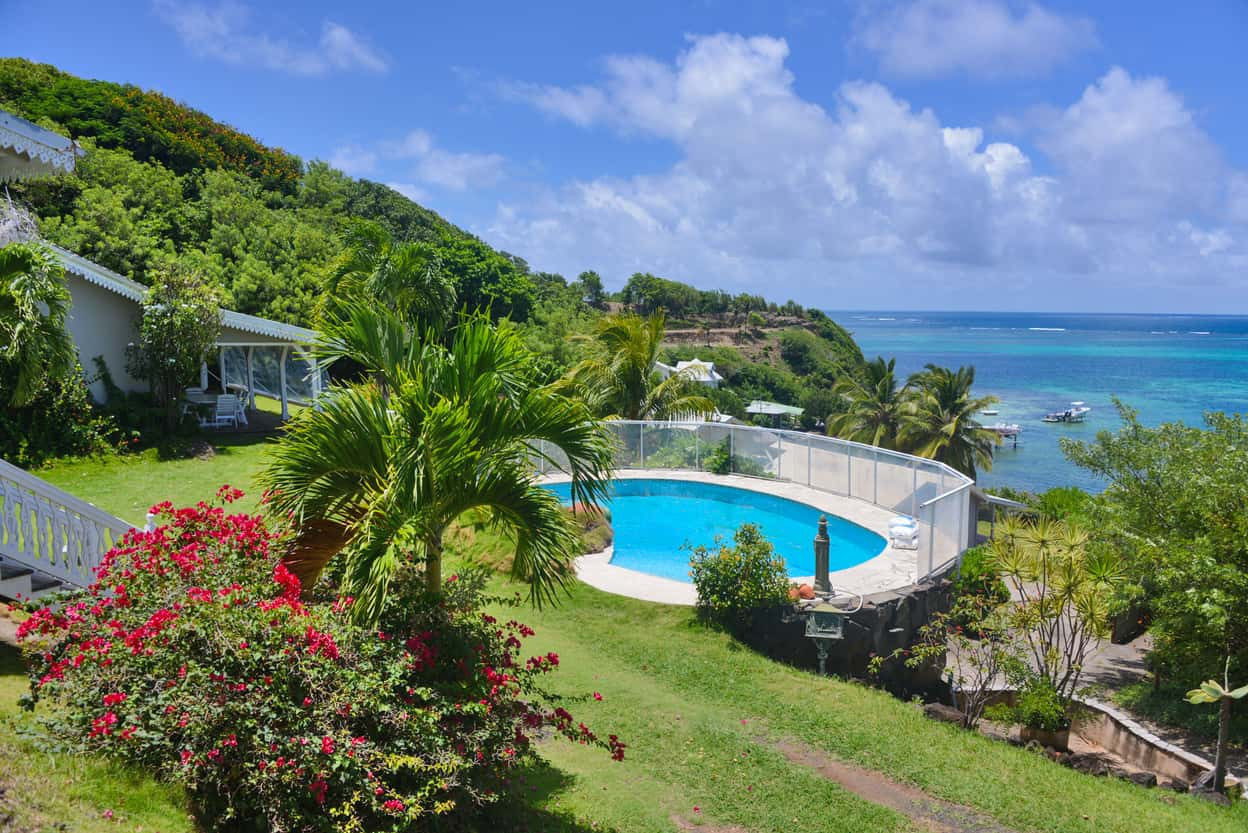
[0,110,81,182]
[52,244,319,345]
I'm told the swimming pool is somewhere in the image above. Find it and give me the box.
[544,478,887,583]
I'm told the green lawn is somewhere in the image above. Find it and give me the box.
[38,434,273,524]
[12,451,1247,832]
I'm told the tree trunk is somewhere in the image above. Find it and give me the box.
[1213,694,1231,793]
[424,535,443,594]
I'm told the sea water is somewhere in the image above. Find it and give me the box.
[829,311,1248,494]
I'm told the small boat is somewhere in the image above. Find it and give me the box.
[980,409,999,416]
[1042,401,1091,423]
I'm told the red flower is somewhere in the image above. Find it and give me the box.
[321,736,335,755]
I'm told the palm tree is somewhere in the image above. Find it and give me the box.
[261,312,615,623]
[326,220,457,335]
[0,241,76,406]
[898,364,999,479]
[826,356,905,448]
[564,310,714,420]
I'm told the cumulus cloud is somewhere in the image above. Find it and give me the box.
[329,130,505,192]
[853,0,1097,80]
[153,0,388,76]
[486,35,1244,309]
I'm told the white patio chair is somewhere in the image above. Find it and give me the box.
[208,394,240,429]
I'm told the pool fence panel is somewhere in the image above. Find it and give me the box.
[534,421,974,581]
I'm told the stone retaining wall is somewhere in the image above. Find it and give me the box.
[742,564,956,696]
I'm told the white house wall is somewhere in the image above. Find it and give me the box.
[64,272,144,401]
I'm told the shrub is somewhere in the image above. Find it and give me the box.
[689,523,790,632]
[988,677,1070,732]
[1034,486,1092,521]
[952,545,1009,605]
[0,361,119,466]
[19,491,621,832]
[703,437,770,477]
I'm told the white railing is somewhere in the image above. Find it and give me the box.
[0,458,132,588]
[534,420,974,582]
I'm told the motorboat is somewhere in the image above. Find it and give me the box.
[980,408,999,416]
[1042,402,1091,423]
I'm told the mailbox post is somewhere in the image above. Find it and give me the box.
[804,603,844,676]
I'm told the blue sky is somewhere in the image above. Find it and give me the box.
[9,0,1248,312]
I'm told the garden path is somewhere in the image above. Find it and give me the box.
[771,738,1019,833]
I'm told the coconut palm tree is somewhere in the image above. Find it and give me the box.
[826,356,905,448]
[261,312,615,624]
[898,363,999,479]
[564,310,713,420]
[326,220,457,335]
[0,241,76,406]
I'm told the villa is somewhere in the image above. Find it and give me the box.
[655,358,724,388]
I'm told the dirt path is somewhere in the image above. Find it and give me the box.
[772,739,1019,833]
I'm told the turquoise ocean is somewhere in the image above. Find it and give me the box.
[829,311,1248,494]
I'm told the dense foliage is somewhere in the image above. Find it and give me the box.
[0,359,119,466]
[0,240,76,406]
[1063,405,1248,728]
[263,309,615,621]
[829,359,999,478]
[0,58,876,443]
[18,493,621,832]
[126,263,221,432]
[689,523,791,633]
[0,238,117,463]
[563,311,714,421]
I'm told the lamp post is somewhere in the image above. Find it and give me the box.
[813,514,830,595]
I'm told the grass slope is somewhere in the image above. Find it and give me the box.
[0,636,194,831]
[20,448,1248,832]
[481,579,1247,833]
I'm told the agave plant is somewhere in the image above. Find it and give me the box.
[1186,658,1248,794]
[262,312,615,624]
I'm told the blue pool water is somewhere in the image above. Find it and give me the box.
[544,478,886,583]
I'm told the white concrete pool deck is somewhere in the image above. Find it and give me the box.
[540,469,917,606]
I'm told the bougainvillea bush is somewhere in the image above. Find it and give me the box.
[18,489,621,832]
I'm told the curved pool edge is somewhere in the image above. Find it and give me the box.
[539,469,915,607]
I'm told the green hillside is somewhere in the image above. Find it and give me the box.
[0,58,864,416]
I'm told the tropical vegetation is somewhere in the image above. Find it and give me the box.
[17,492,620,831]
[125,262,221,432]
[563,310,714,421]
[1065,404,1248,789]
[9,443,1248,831]
[262,309,615,622]
[827,359,1000,478]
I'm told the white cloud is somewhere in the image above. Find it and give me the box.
[384,182,428,203]
[329,130,505,192]
[153,0,388,76]
[853,0,1097,80]
[485,36,1246,310]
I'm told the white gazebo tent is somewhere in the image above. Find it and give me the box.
[0,109,81,183]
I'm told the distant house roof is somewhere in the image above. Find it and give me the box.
[674,359,724,384]
[53,245,318,344]
[0,109,82,181]
[746,399,804,417]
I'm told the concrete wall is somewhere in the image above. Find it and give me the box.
[64,272,144,401]
[742,567,956,698]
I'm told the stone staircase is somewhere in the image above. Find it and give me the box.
[0,457,132,603]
